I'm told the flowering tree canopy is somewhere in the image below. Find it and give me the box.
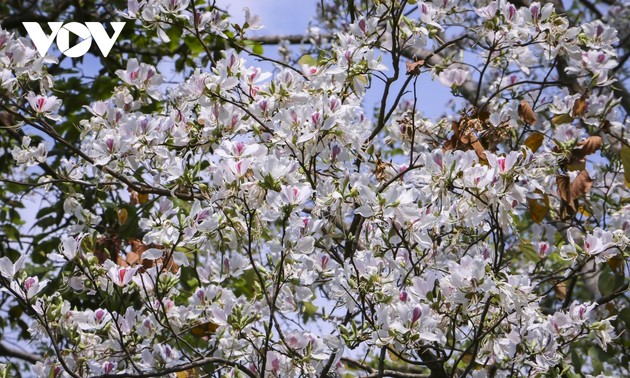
[0,0,629,377]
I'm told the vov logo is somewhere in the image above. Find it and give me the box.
[23,22,125,58]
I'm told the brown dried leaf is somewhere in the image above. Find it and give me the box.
[116,255,129,267]
[608,254,625,275]
[95,235,121,264]
[444,120,487,161]
[554,281,567,301]
[464,133,487,162]
[373,158,389,181]
[126,251,141,266]
[524,133,544,153]
[130,191,139,205]
[556,175,571,203]
[191,320,220,338]
[443,122,460,151]
[138,193,149,204]
[477,108,491,122]
[566,157,586,172]
[570,170,593,199]
[443,140,455,151]
[572,95,588,117]
[117,208,128,225]
[164,254,180,274]
[518,100,537,124]
[527,194,549,223]
[176,370,195,378]
[142,257,156,271]
[126,240,178,273]
[406,60,425,76]
[130,239,149,254]
[573,136,602,159]
[551,113,574,126]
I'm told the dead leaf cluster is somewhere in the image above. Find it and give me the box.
[555,136,602,218]
[442,107,511,162]
[95,235,178,274]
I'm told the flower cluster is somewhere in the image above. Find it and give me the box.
[0,0,628,377]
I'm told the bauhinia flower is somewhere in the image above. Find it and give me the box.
[107,266,139,287]
[26,91,61,120]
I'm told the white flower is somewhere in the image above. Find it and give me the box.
[10,135,47,166]
[243,7,262,30]
[107,266,139,287]
[26,91,61,120]
[0,255,26,278]
[437,67,469,88]
[19,276,49,299]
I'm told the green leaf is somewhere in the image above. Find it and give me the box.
[618,307,630,327]
[588,345,610,374]
[520,242,541,262]
[2,224,20,241]
[598,265,625,297]
[229,269,259,299]
[298,54,317,67]
[570,349,582,374]
[252,42,263,55]
[301,301,318,323]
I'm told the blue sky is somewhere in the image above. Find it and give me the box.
[215,0,455,120]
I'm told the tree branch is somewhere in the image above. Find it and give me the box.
[0,342,42,364]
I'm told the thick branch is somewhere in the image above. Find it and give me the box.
[0,342,42,364]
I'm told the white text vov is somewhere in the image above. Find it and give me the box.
[23,22,125,58]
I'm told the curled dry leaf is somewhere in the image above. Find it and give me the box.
[117,208,128,225]
[130,190,149,205]
[405,59,425,76]
[566,157,586,172]
[556,171,594,217]
[573,136,602,160]
[556,175,571,204]
[572,95,588,117]
[554,281,567,301]
[373,158,390,182]
[130,190,138,205]
[138,192,149,204]
[460,132,487,162]
[570,170,593,200]
[554,136,601,218]
[443,121,460,151]
[95,234,122,264]
[518,100,537,124]
[443,120,487,162]
[124,239,178,273]
[556,174,574,217]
